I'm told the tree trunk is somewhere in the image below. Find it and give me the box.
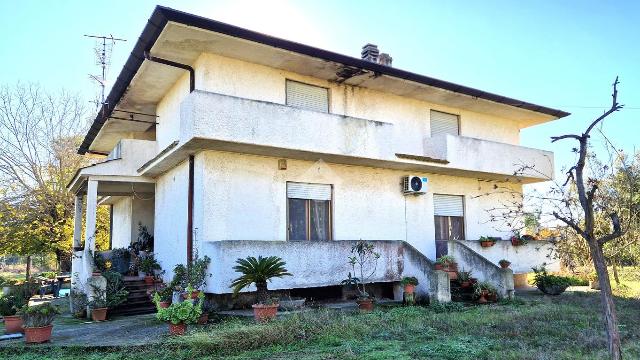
[25,255,31,282]
[612,262,620,286]
[255,281,269,304]
[590,241,622,360]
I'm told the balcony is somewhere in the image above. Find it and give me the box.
[179,90,395,161]
[140,90,552,182]
[423,134,554,181]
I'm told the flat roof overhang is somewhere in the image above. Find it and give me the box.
[80,5,570,154]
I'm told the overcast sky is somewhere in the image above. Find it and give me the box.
[1,0,638,182]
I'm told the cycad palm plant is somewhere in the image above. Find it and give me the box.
[231,256,292,304]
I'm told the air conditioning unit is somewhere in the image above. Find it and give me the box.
[402,175,428,195]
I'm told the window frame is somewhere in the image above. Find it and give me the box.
[430,109,461,137]
[433,193,466,241]
[285,79,331,113]
[285,182,333,241]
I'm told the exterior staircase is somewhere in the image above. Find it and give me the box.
[109,277,157,316]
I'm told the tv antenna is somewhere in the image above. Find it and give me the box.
[85,34,126,110]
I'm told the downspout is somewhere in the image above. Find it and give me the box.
[143,51,195,92]
[187,155,195,265]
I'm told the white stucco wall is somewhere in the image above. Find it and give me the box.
[155,52,526,158]
[131,196,155,243]
[154,160,189,279]
[192,151,521,262]
[111,197,132,249]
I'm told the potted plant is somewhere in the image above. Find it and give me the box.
[473,281,497,304]
[457,270,473,288]
[400,276,419,294]
[343,241,380,311]
[70,290,88,318]
[0,294,27,334]
[532,266,571,295]
[510,233,529,246]
[435,255,458,280]
[92,251,107,275]
[230,255,292,321]
[479,236,497,248]
[154,286,173,308]
[138,253,161,285]
[89,295,108,322]
[198,300,213,325]
[498,259,511,269]
[21,303,60,343]
[156,293,203,335]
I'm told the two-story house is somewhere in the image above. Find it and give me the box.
[68,6,567,305]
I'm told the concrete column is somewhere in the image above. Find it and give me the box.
[500,268,515,299]
[73,194,83,248]
[85,180,98,251]
[430,270,451,303]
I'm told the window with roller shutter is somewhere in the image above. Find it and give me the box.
[287,182,332,241]
[285,80,329,113]
[430,110,460,136]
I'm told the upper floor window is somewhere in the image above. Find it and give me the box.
[287,182,332,241]
[430,110,459,137]
[286,80,329,113]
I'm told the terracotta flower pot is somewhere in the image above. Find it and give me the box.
[252,303,279,322]
[499,262,511,269]
[356,298,374,311]
[480,241,494,248]
[144,275,155,285]
[403,284,416,294]
[447,270,458,280]
[511,238,524,246]
[169,322,187,336]
[4,315,24,334]
[91,307,108,321]
[478,290,489,304]
[197,312,209,325]
[448,262,458,272]
[24,325,53,344]
[434,264,444,271]
[190,291,201,300]
[159,301,170,308]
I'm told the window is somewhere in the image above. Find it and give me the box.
[433,194,465,257]
[430,110,459,137]
[287,182,332,241]
[285,80,329,113]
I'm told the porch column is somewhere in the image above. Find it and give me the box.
[73,194,83,248]
[85,179,98,251]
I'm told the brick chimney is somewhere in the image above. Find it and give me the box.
[361,43,379,63]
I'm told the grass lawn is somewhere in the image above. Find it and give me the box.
[3,284,640,360]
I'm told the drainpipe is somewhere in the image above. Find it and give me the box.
[187,155,195,266]
[143,51,195,92]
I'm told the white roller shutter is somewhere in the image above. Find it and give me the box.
[433,194,464,217]
[430,110,459,136]
[287,182,332,200]
[286,80,329,113]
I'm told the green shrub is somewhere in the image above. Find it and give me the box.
[0,295,26,316]
[156,295,203,325]
[532,266,572,288]
[21,302,60,328]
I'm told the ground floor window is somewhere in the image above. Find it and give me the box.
[433,194,465,257]
[287,182,332,241]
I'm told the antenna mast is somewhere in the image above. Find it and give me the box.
[85,34,126,110]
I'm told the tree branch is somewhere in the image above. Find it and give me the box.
[552,211,587,238]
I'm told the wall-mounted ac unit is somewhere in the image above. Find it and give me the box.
[402,175,428,195]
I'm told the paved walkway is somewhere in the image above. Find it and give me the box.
[1,313,166,347]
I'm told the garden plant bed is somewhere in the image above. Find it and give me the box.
[2,285,640,359]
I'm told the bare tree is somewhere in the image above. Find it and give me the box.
[0,83,89,277]
[549,77,631,359]
[479,78,635,359]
